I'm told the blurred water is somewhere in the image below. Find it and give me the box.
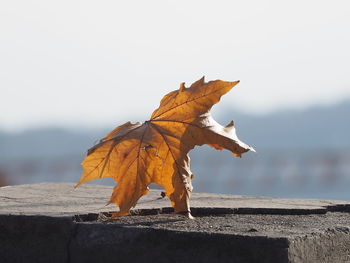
[191,146,350,200]
[1,101,349,200]
[1,146,349,201]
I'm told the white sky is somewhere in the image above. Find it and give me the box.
[1,0,350,131]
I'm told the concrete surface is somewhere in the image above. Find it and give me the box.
[1,183,350,262]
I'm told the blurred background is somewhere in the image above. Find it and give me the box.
[1,0,349,200]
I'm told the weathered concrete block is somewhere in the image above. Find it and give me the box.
[1,183,350,263]
[69,223,289,263]
[0,215,73,263]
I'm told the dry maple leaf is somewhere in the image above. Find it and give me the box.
[76,77,254,217]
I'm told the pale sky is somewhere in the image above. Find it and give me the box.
[1,0,350,131]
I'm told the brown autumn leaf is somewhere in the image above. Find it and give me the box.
[76,77,254,217]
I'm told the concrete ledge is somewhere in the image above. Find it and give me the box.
[1,183,350,262]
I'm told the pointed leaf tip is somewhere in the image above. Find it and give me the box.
[226,120,234,128]
[179,82,185,92]
[231,80,240,86]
